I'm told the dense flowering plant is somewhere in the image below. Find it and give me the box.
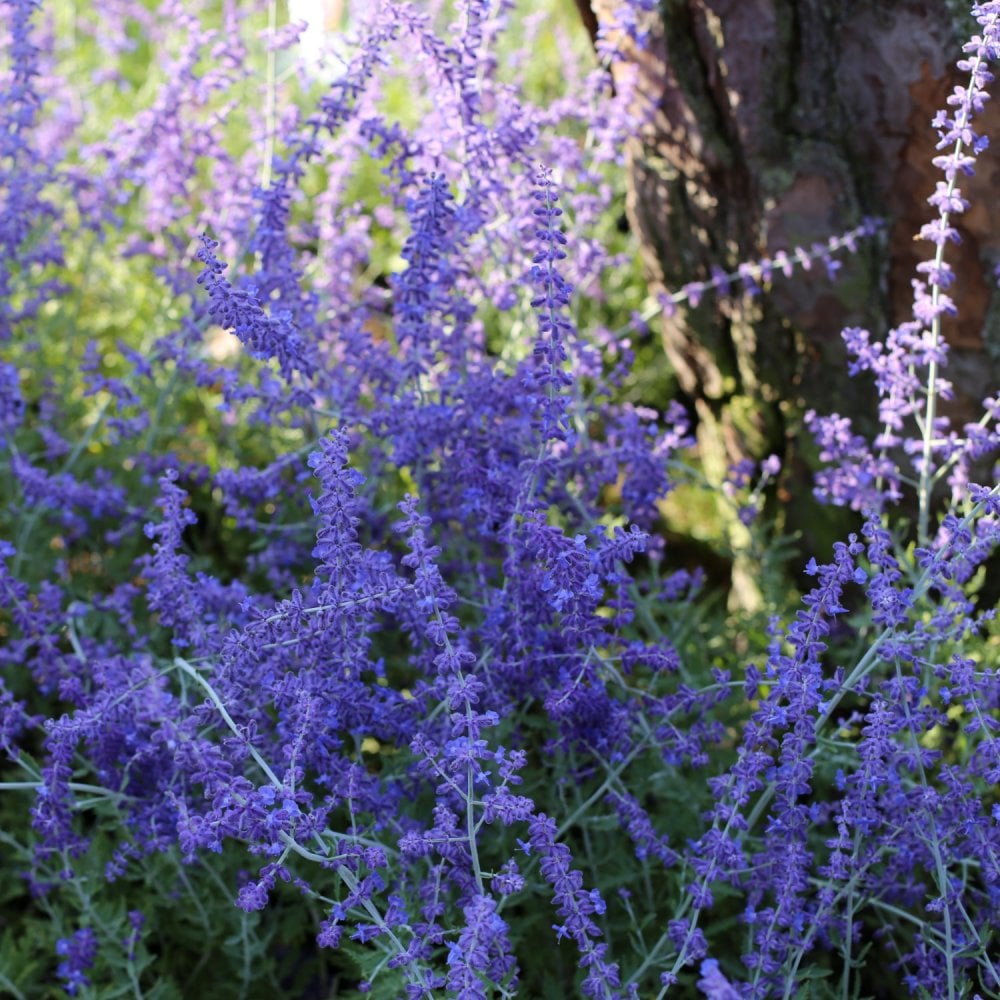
[1,0,999,997]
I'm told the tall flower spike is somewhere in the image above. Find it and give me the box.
[446,894,519,999]
[55,927,99,997]
[248,9,401,334]
[696,958,742,1000]
[307,429,366,581]
[139,469,201,649]
[196,235,313,379]
[914,1,1000,539]
[0,0,62,340]
[527,813,621,999]
[526,165,575,443]
[392,172,459,377]
[811,5,1000,523]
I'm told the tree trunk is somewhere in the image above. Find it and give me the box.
[582,1,1000,598]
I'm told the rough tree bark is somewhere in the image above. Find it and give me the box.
[579,1,1000,599]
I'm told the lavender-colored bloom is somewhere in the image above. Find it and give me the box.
[446,894,519,998]
[607,791,678,867]
[0,360,24,446]
[524,165,575,441]
[660,219,881,316]
[810,3,1000,525]
[697,959,742,1000]
[11,455,128,539]
[196,235,313,379]
[138,469,203,648]
[528,813,621,998]
[0,0,62,340]
[55,928,98,996]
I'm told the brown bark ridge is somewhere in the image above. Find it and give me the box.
[583,1,1000,582]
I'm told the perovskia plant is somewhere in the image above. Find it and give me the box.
[0,1,998,997]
